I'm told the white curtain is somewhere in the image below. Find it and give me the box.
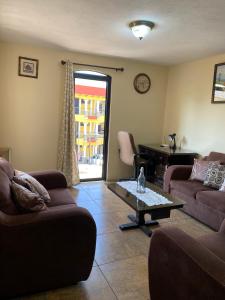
[57,60,79,186]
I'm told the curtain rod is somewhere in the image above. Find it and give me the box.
[61,60,124,72]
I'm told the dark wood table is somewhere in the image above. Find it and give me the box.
[108,181,184,237]
[138,144,198,186]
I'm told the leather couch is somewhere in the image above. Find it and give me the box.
[164,152,225,231]
[149,221,225,300]
[0,158,96,299]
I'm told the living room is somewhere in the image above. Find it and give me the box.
[0,1,225,299]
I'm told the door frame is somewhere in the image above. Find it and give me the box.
[74,72,112,181]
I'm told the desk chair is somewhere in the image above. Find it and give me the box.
[117,131,150,178]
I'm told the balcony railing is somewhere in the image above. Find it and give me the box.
[76,134,104,141]
[75,108,105,117]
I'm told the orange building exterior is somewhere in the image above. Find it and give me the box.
[74,84,106,163]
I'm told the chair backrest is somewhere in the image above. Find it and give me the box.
[117,131,137,166]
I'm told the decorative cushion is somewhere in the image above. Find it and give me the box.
[11,181,47,212]
[14,171,51,203]
[189,159,219,182]
[204,163,225,189]
[219,178,225,192]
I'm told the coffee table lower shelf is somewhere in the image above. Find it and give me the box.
[119,212,159,237]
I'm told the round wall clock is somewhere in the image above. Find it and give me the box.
[133,73,151,94]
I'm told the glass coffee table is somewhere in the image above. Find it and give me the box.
[108,181,184,236]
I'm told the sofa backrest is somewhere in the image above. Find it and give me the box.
[0,158,18,214]
[207,152,225,164]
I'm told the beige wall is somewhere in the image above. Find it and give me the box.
[0,42,168,180]
[163,54,225,156]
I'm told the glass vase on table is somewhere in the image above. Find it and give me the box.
[137,167,146,194]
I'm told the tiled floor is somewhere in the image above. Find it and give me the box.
[15,181,214,300]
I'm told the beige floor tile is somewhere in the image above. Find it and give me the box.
[168,218,213,239]
[100,255,149,300]
[86,188,113,201]
[47,266,117,300]
[107,210,137,226]
[83,182,109,193]
[92,196,131,213]
[92,212,119,235]
[71,190,102,215]
[70,188,92,201]
[170,209,191,220]
[95,231,146,265]
[124,229,151,256]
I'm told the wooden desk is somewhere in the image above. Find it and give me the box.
[138,144,198,186]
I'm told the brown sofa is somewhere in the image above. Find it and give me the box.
[0,158,96,299]
[149,221,225,300]
[164,151,225,231]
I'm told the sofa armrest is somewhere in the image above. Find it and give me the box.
[0,206,96,297]
[0,204,92,227]
[219,218,225,234]
[149,227,225,300]
[28,170,67,189]
[163,165,193,193]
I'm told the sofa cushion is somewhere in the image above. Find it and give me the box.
[207,151,225,164]
[170,180,212,198]
[204,163,225,189]
[11,181,47,212]
[47,188,76,207]
[197,233,225,262]
[196,191,225,213]
[0,170,18,215]
[0,157,14,180]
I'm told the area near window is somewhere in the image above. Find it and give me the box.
[74,71,111,180]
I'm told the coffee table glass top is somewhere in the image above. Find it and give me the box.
[108,181,184,213]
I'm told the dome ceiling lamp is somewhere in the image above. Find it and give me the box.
[129,20,155,40]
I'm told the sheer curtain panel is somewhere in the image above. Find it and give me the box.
[57,60,79,186]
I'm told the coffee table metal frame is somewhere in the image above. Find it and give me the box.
[108,182,184,237]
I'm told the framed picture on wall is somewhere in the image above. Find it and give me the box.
[212,62,225,103]
[18,56,39,78]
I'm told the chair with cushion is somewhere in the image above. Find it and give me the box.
[0,157,96,299]
[149,220,225,300]
[117,131,151,178]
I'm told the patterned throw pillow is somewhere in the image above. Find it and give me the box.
[203,163,225,189]
[13,171,51,203]
[219,178,225,192]
[190,159,219,182]
[11,181,47,212]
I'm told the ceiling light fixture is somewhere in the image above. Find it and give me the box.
[129,20,155,40]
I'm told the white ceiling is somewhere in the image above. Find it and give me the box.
[1,0,225,65]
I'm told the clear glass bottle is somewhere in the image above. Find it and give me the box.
[137,167,146,194]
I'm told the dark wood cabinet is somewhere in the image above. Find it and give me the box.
[138,144,198,186]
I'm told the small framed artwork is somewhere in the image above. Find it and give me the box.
[212,62,225,103]
[18,56,39,78]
